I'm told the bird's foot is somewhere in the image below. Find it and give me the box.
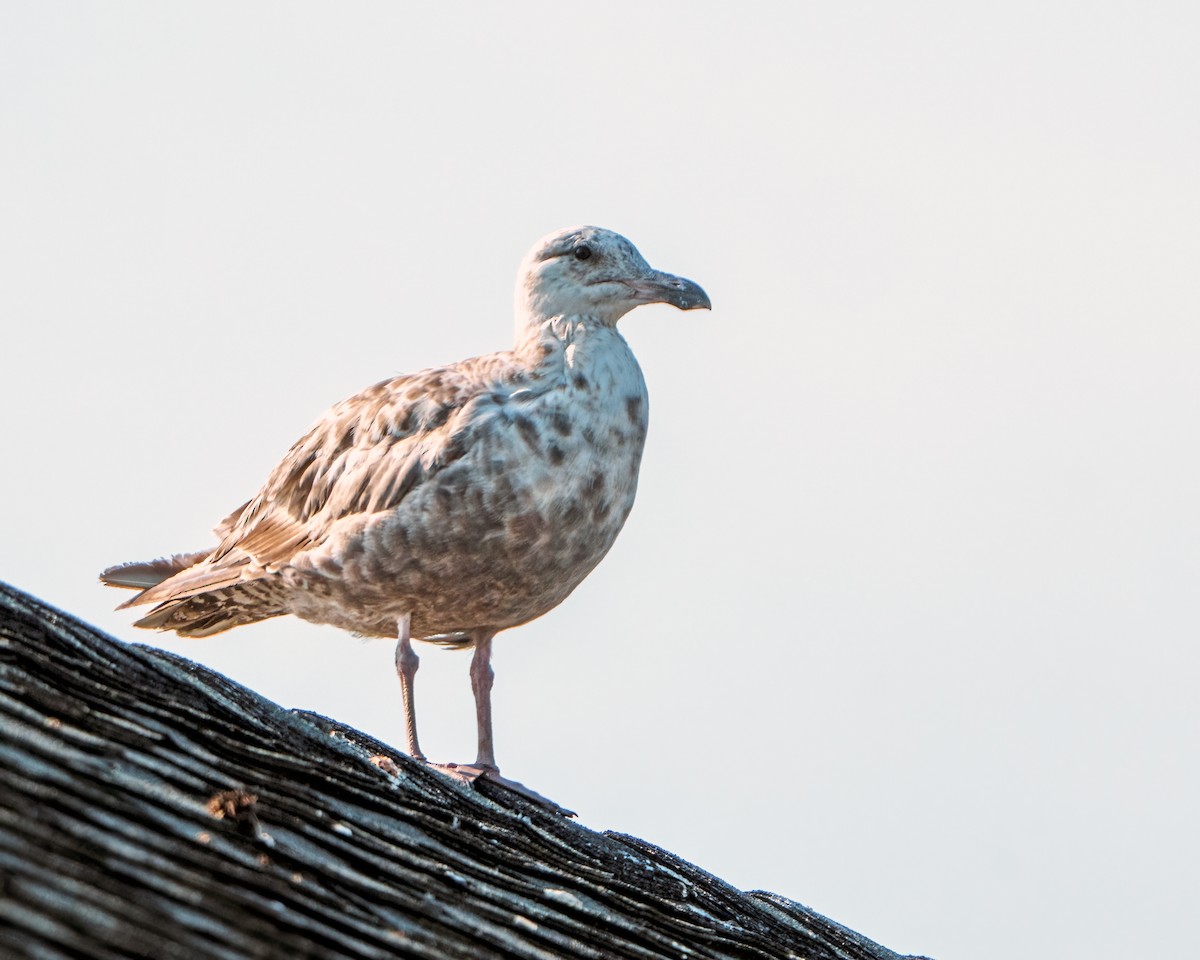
[425,760,494,782]
[368,753,574,816]
[432,761,576,817]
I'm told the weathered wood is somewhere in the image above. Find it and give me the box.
[0,582,925,959]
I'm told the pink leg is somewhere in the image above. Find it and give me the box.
[469,630,498,771]
[394,614,425,761]
[387,630,571,814]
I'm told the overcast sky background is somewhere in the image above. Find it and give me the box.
[3,4,1198,958]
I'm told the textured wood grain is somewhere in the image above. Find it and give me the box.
[0,582,925,960]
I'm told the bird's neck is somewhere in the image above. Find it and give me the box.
[513,313,641,386]
[515,313,604,355]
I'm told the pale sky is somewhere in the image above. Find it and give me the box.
[2,4,1198,958]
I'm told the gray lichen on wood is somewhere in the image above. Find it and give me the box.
[0,582,925,959]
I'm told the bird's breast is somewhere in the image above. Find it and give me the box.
[490,330,649,550]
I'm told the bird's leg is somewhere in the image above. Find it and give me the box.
[394,614,426,761]
[389,626,571,815]
[402,629,572,816]
[469,630,498,772]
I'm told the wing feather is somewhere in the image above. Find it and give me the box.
[113,351,522,615]
[234,357,516,559]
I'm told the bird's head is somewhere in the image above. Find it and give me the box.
[514,226,711,332]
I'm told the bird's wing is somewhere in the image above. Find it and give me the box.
[122,354,516,610]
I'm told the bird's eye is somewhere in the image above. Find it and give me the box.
[573,245,593,261]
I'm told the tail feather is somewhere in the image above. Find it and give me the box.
[101,548,285,636]
[100,551,212,592]
[133,589,285,637]
[112,558,252,611]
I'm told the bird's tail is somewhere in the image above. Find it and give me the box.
[129,588,286,638]
[100,551,285,638]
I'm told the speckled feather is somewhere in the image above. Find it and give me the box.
[102,226,709,644]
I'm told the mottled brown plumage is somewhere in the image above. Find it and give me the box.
[102,225,710,784]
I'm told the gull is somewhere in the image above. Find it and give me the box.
[102,225,710,794]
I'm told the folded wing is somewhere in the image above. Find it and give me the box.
[104,355,511,634]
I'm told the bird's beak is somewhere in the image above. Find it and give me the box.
[622,270,712,311]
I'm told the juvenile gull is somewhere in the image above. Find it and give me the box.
[102,225,710,792]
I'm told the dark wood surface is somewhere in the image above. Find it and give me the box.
[0,581,923,960]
